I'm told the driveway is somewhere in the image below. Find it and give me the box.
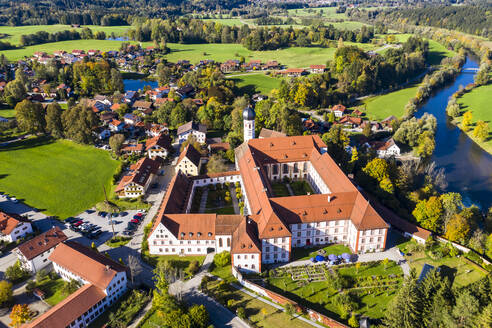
[169,254,249,328]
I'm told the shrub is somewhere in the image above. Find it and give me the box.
[236,307,246,319]
[48,271,58,280]
[187,260,200,276]
[35,269,47,283]
[227,299,234,308]
[26,280,36,294]
[5,261,29,283]
[214,251,231,267]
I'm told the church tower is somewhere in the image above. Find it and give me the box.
[243,106,256,142]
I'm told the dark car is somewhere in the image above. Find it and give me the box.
[111,212,119,218]
[89,230,103,239]
[65,217,77,223]
[133,215,143,221]
[99,212,108,218]
[127,223,137,230]
[85,209,95,214]
[120,211,128,217]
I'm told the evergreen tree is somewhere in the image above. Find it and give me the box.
[384,271,422,328]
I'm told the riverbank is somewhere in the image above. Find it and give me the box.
[452,83,492,155]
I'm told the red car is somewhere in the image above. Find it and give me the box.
[130,219,140,224]
[135,212,144,217]
[73,220,83,227]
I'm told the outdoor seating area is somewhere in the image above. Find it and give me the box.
[310,249,352,265]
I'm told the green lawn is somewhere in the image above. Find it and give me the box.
[427,39,456,66]
[291,244,352,261]
[290,181,314,196]
[165,42,376,67]
[1,39,154,61]
[0,137,120,218]
[200,18,246,26]
[287,7,347,19]
[142,253,206,270]
[229,73,283,95]
[271,182,291,197]
[359,82,420,120]
[0,108,15,119]
[267,261,403,320]
[0,25,130,45]
[205,206,235,214]
[455,84,492,154]
[105,236,131,248]
[36,277,70,306]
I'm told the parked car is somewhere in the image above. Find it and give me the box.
[108,220,121,225]
[73,221,83,227]
[11,197,18,203]
[65,217,77,223]
[120,212,128,217]
[111,212,119,218]
[85,209,95,214]
[132,215,142,221]
[127,223,137,230]
[99,212,108,218]
[89,230,103,239]
[130,218,140,224]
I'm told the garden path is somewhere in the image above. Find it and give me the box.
[285,183,295,196]
[199,188,208,213]
[229,186,240,214]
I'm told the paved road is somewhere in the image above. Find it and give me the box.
[169,254,249,328]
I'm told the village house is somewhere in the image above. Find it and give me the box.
[309,64,326,74]
[220,60,240,73]
[15,227,67,273]
[264,61,280,70]
[123,113,141,125]
[175,85,195,99]
[146,134,173,159]
[144,123,168,137]
[367,138,401,158]
[177,121,207,144]
[123,91,139,104]
[175,145,202,176]
[108,119,125,132]
[121,143,144,156]
[132,100,153,113]
[339,115,363,129]
[115,157,161,198]
[279,68,306,77]
[24,241,128,328]
[331,104,347,118]
[0,211,33,243]
[243,60,262,71]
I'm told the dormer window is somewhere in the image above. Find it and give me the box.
[337,208,342,214]
[208,232,212,237]
[197,232,202,237]
[180,232,185,238]
[189,232,193,237]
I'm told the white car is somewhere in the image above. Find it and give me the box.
[11,197,18,203]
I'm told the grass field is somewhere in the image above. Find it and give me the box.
[1,39,154,61]
[455,84,492,154]
[287,6,347,19]
[427,39,456,66]
[36,277,70,306]
[200,18,246,26]
[0,108,15,118]
[359,82,420,120]
[291,244,352,261]
[0,137,120,218]
[165,42,376,67]
[0,25,129,45]
[229,73,282,95]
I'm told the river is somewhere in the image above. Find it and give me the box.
[415,57,492,210]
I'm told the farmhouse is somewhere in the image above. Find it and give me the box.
[148,107,389,273]
[108,119,124,132]
[331,104,346,118]
[175,145,202,176]
[115,157,161,198]
[24,241,128,328]
[177,121,207,144]
[15,227,67,273]
[0,211,33,243]
[309,64,326,74]
[145,133,173,158]
[367,138,401,158]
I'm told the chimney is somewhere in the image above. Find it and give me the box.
[105,265,110,271]
[327,195,331,203]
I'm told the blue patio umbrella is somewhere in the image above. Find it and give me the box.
[315,255,325,262]
[341,253,351,260]
[328,254,337,261]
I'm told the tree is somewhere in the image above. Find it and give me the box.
[473,120,489,141]
[157,63,172,86]
[384,273,422,328]
[35,269,47,283]
[462,111,473,130]
[45,102,64,138]
[0,280,13,305]
[110,68,124,93]
[189,304,209,328]
[485,233,492,259]
[187,260,199,276]
[446,99,460,118]
[452,290,479,327]
[213,251,230,267]
[412,196,444,231]
[444,214,470,244]
[362,122,372,137]
[285,303,295,317]
[9,304,31,327]
[382,258,389,269]
[62,102,97,144]
[15,100,46,133]
[206,154,227,174]
[109,134,125,155]
[348,313,358,327]
[62,279,80,296]
[363,158,390,181]
[5,261,28,283]
[350,147,358,163]
[128,255,142,285]
[355,262,361,273]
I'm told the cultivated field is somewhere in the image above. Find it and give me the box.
[456,84,492,154]
[0,137,120,218]
[0,24,129,45]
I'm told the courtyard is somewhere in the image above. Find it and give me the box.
[271,179,315,198]
[189,182,240,215]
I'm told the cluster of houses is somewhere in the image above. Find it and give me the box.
[12,226,128,328]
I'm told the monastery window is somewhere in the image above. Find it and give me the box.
[378,237,382,242]
[188,248,191,252]
[297,232,301,237]
[303,162,308,170]
[237,255,241,259]
[316,230,320,235]
[252,264,255,269]
[335,228,338,233]
[361,238,365,243]
[282,164,288,174]
[159,248,162,252]
[272,165,278,175]
[244,255,247,259]
[298,223,302,229]
[227,238,230,247]
[293,163,299,173]
[219,238,223,247]
[370,238,373,243]
[165,248,168,252]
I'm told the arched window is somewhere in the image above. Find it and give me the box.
[219,238,223,247]
[227,238,230,247]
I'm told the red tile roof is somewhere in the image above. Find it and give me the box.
[177,145,201,168]
[0,211,30,235]
[17,227,67,260]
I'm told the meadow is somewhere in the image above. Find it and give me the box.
[228,73,283,95]
[455,84,492,154]
[358,83,420,120]
[0,108,15,118]
[1,39,154,61]
[0,24,129,45]
[0,137,120,218]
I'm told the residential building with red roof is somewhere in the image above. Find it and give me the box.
[23,240,128,328]
[115,157,162,198]
[309,64,326,74]
[175,145,202,176]
[15,227,67,273]
[145,133,173,159]
[0,211,32,243]
[331,104,347,118]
